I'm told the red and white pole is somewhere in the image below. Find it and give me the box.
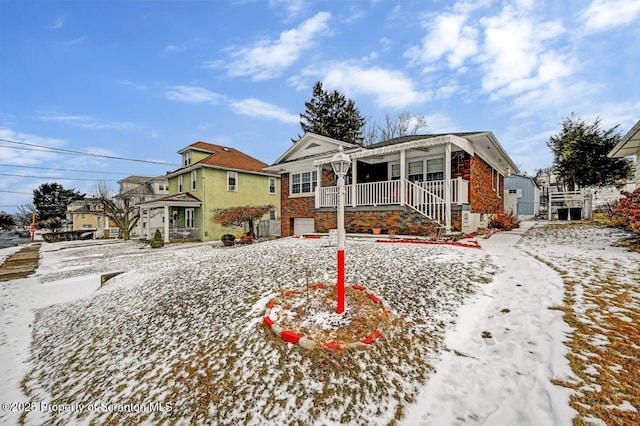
[336,173,346,314]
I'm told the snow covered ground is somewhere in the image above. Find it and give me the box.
[0,223,637,425]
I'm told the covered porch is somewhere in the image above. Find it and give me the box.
[138,193,202,243]
[313,135,473,231]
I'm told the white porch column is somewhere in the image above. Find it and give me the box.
[444,143,452,232]
[351,159,357,207]
[315,165,322,209]
[400,149,406,205]
[146,208,151,240]
[163,205,170,242]
[139,208,144,238]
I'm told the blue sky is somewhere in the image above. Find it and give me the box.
[1,0,639,214]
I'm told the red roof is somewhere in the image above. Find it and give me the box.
[187,141,273,174]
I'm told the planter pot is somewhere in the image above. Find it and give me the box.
[557,208,569,220]
[569,208,582,220]
[372,228,381,235]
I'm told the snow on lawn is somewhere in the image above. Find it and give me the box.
[21,237,495,425]
[518,223,640,426]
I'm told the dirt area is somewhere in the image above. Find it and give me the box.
[0,244,40,282]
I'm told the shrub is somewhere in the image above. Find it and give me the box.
[488,213,519,231]
[613,189,640,234]
[150,229,164,248]
[221,234,235,246]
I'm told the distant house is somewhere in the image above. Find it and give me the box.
[504,174,541,220]
[116,175,169,238]
[609,119,640,187]
[138,142,280,242]
[66,199,114,231]
[265,132,519,236]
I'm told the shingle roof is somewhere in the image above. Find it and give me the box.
[186,141,274,174]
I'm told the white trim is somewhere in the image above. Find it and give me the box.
[290,170,318,196]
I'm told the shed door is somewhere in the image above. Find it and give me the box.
[293,218,315,235]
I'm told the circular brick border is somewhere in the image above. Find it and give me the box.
[263,284,390,350]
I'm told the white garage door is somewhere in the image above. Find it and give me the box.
[293,218,315,236]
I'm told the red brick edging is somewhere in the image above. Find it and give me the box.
[263,284,389,350]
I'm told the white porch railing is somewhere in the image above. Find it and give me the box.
[317,178,468,208]
[147,227,201,241]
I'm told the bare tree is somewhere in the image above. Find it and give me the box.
[93,181,140,240]
[363,111,427,145]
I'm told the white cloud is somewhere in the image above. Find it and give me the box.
[230,98,299,123]
[49,17,64,30]
[269,0,308,19]
[322,63,428,109]
[221,12,331,80]
[581,0,640,33]
[165,86,226,104]
[163,39,203,54]
[118,80,146,90]
[36,114,136,131]
[405,13,479,69]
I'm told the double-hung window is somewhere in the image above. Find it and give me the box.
[183,151,191,167]
[227,171,238,192]
[178,175,183,193]
[390,163,400,180]
[191,170,197,191]
[291,171,317,195]
[268,177,277,194]
[426,158,444,181]
[408,160,424,182]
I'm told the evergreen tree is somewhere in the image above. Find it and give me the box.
[296,81,365,145]
[33,183,84,222]
[547,114,632,190]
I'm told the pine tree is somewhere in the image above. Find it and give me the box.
[296,81,365,145]
[33,183,85,222]
[547,114,632,190]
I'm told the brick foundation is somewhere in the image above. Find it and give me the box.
[315,207,440,236]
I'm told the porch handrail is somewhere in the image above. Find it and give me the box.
[317,178,467,210]
[405,179,445,223]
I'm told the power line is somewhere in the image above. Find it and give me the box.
[0,163,130,175]
[0,138,180,166]
[0,190,32,195]
[0,172,117,182]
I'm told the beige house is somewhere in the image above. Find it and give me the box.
[609,120,640,186]
[66,199,113,231]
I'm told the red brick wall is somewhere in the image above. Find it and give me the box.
[469,155,504,214]
[280,173,315,237]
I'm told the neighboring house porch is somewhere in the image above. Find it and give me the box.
[138,193,202,242]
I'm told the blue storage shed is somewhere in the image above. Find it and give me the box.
[504,174,541,219]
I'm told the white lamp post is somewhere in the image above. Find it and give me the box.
[330,146,351,314]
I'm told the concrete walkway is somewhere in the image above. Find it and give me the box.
[403,222,576,425]
[0,244,41,282]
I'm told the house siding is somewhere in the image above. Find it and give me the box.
[168,167,280,241]
[469,155,504,214]
[280,173,315,237]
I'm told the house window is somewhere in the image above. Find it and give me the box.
[186,208,194,228]
[496,172,501,198]
[183,151,191,166]
[178,175,183,193]
[268,177,277,194]
[492,169,496,191]
[269,208,277,220]
[408,160,424,182]
[227,171,238,192]
[291,171,318,194]
[390,163,400,180]
[426,158,444,181]
[191,170,197,191]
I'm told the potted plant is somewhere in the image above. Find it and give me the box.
[150,229,164,248]
[372,227,382,235]
[221,234,235,246]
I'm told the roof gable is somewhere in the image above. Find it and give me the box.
[270,133,359,166]
[174,142,273,174]
[609,119,640,157]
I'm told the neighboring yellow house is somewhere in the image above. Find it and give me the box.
[138,142,280,242]
[66,199,114,231]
